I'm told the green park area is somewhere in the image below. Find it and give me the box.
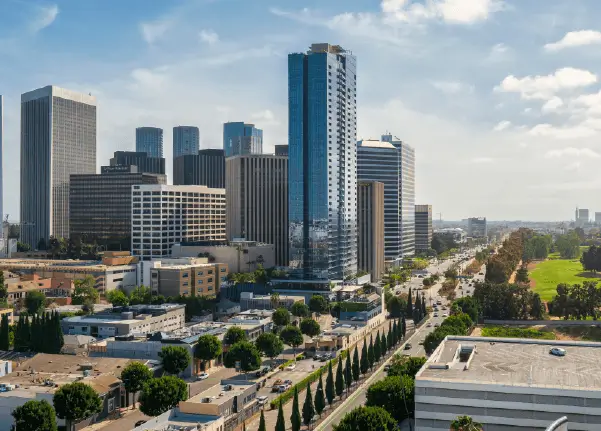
[529,257,601,301]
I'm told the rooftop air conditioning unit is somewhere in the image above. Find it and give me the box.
[201,397,211,403]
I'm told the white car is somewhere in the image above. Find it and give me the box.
[257,396,269,405]
[426,322,432,327]
[285,363,296,371]
[443,313,448,317]
[550,347,566,357]
[196,372,209,380]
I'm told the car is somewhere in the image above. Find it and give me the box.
[283,379,293,385]
[196,372,209,380]
[257,396,269,405]
[278,384,291,393]
[426,322,432,327]
[273,379,283,386]
[443,313,448,317]
[404,343,412,350]
[550,347,566,357]
[135,421,147,427]
[285,363,296,371]
[384,365,391,371]
[418,340,424,345]
[433,313,439,317]
[314,354,322,360]
[434,323,440,327]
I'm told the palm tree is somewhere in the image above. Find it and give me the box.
[450,415,483,431]
[270,293,280,309]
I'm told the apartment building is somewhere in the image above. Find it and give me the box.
[149,261,228,298]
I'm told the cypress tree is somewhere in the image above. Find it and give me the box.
[325,361,335,405]
[374,332,381,363]
[360,338,369,374]
[13,317,21,351]
[335,357,344,398]
[391,320,398,345]
[381,332,387,356]
[314,372,326,416]
[0,314,8,351]
[290,387,301,431]
[344,352,352,392]
[401,315,407,339]
[258,410,266,431]
[351,347,360,382]
[407,288,413,316]
[275,401,286,431]
[421,295,427,316]
[367,335,375,369]
[55,310,64,354]
[414,292,421,321]
[302,384,315,426]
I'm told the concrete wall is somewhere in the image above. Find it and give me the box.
[171,244,275,273]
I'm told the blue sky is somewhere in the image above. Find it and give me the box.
[2,0,601,221]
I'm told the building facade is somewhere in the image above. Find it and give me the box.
[357,181,384,282]
[415,204,433,251]
[467,217,487,238]
[226,154,288,266]
[109,151,165,175]
[223,122,263,157]
[173,126,200,158]
[70,166,165,247]
[20,86,97,246]
[149,261,228,298]
[288,43,357,281]
[136,127,163,158]
[275,145,288,156]
[131,184,226,260]
[173,149,225,188]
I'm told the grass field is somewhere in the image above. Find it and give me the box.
[529,257,601,301]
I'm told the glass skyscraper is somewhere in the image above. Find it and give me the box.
[136,127,163,158]
[173,126,200,158]
[223,122,263,157]
[288,43,358,281]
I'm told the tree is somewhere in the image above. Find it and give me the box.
[452,297,480,322]
[351,347,360,382]
[139,376,188,417]
[280,325,303,356]
[335,357,344,398]
[194,335,222,370]
[129,285,152,305]
[270,292,280,309]
[360,338,369,374]
[25,291,46,315]
[17,241,31,252]
[71,276,99,305]
[344,351,352,392]
[366,375,415,422]
[14,315,31,352]
[367,336,375,369]
[121,362,153,408]
[391,320,398,346]
[255,332,283,360]
[401,316,407,338]
[421,294,427,316]
[374,332,381,363]
[0,270,6,306]
[224,326,247,345]
[272,307,291,328]
[258,410,267,431]
[386,296,404,318]
[290,302,310,318]
[387,355,427,378]
[300,318,321,337]
[302,384,315,426]
[106,289,129,307]
[275,401,286,431]
[450,415,483,431]
[556,231,581,259]
[325,361,335,405]
[314,371,326,416]
[333,406,398,431]
[0,313,9,351]
[381,331,388,356]
[12,399,57,431]
[224,341,261,372]
[158,346,191,376]
[406,288,413,316]
[53,382,102,431]
[309,295,328,313]
[291,387,301,431]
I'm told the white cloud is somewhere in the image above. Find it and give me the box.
[545,147,601,158]
[251,109,279,125]
[199,30,219,45]
[496,67,597,100]
[30,4,59,33]
[528,123,596,139]
[564,161,582,171]
[382,0,505,24]
[541,96,563,113]
[492,120,511,131]
[485,42,512,63]
[140,20,171,44]
[544,30,601,52]
[470,157,495,163]
[431,81,474,94]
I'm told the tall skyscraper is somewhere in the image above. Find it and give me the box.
[226,154,288,266]
[288,43,357,281]
[0,95,3,223]
[20,86,97,247]
[173,149,225,188]
[223,122,263,157]
[109,151,165,175]
[275,145,288,156]
[415,204,433,251]
[467,217,487,238]
[173,126,200,158]
[358,181,385,282]
[136,127,163,158]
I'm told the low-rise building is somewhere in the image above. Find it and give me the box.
[6,274,73,305]
[61,303,186,338]
[415,336,601,431]
[226,310,274,340]
[305,312,385,353]
[239,292,304,311]
[338,293,384,324]
[147,258,228,298]
[133,410,223,431]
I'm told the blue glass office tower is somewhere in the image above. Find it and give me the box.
[173,126,200,158]
[136,127,163,158]
[223,122,263,157]
[288,43,358,281]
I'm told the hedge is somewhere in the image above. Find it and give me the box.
[270,349,349,409]
[278,353,305,370]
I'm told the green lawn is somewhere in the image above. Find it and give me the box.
[529,258,601,301]
[481,326,555,340]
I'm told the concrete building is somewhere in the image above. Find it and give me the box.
[223,122,263,157]
[288,43,357,283]
[173,149,225,188]
[239,292,304,311]
[20,86,97,246]
[133,409,224,431]
[275,145,288,156]
[109,151,165,175]
[226,154,288,266]
[136,127,163,158]
[415,204,433,251]
[131,184,226,260]
[357,181,385,282]
[70,166,165,248]
[149,260,228,298]
[171,240,276,272]
[576,208,590,227]
[173,126,200,158]
[415,336,601,431]
[467,217,487,238]
[596,212,601,225]
[6,274,72,305]
[0,95,3,224]
[61,303,186,338]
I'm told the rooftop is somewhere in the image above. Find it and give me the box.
[417,336,601,391]
[357,139,396,149]
[63,303,185,325]
[0,259,136,272]
[183,381,254,406]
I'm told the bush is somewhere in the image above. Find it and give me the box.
[481,326,555,340]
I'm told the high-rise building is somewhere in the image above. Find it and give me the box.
[20,86,97,246]
[173,126,200,158]
[595,212,601,225]
[0,95,3,222]
[358,181,385,282]
[70,166,165,249]
[136,127,163,158]
[110,151,165,175]
[223,122,263,157]
[576,208,590,227]
[173,149,225,188]
[357,136,415,264]
[131,184,226,260]
[467,217,487,238]
[226,154,288,266]
[275,145,288,156]
[288,43,357,281]
[415,204,433,251]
